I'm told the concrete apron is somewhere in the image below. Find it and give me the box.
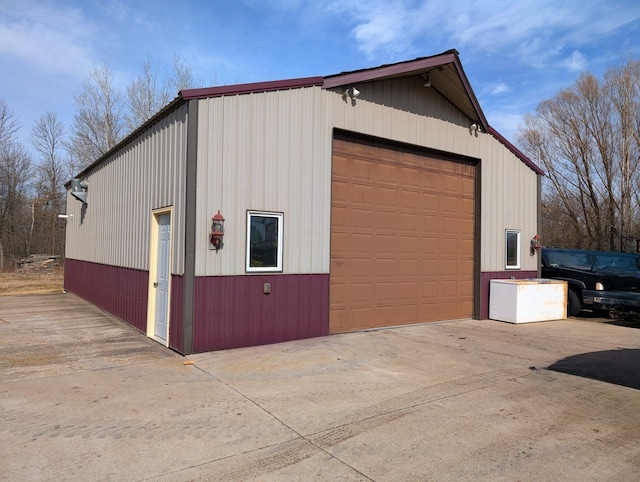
[0,293,639,481]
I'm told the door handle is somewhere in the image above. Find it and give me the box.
[153,282,158,288]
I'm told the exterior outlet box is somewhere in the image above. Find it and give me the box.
[263,283,271,294]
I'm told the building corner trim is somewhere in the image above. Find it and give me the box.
[182,99,198,355]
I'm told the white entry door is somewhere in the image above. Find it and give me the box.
[154,213,171,341]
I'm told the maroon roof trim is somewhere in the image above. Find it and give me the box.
[486,125,545,175]
[448,53,488,129]
[180,76,324,100]
[323,50,459,88]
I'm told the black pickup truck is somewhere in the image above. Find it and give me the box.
[541,247,640,316]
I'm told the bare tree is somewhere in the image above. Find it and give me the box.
[166,53,198,94]
[0,100,24,269]
[0,142,32,269]
[0,99,19,148]
[68,64,125,172]
[125,54,171,131]
[518,57,640,251]
[30,112,66,256]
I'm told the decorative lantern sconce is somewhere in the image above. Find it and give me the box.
[530,234,542,255]
[209,210,225,251]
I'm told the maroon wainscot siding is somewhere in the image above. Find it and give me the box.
[193,274,329,352]
[480,271,538,319]
[64,259,149,332]
[65,259,184,353]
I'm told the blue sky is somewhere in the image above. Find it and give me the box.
[2,0,640,153]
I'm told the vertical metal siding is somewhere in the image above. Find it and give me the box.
[479,136,538,273]
[65,104,189,274]
[64,258,149,332]
[195,87,333,277]
[193,78,537,277]
[192,273,329,352]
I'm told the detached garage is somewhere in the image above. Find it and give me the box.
[64,50,543,355]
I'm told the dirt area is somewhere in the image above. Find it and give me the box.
[0,270,64,296]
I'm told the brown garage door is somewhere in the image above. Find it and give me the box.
[330,135,476,333]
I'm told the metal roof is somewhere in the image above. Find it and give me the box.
[70,50,543,183]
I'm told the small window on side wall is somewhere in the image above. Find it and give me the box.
[246,211,283,272]
[506,229,521,269]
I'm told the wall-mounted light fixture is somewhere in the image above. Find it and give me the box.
[530,234,542,255]
[209,210,225,251]
[469,123,481,133]
[58,214,73,220]
[70,179,88,204]
[342,86,360,101]
[421,73,432,88]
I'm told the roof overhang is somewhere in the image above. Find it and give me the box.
[323,49,544,175]
[323,50,487,128]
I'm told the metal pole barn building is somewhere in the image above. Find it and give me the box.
[64,50,544,355]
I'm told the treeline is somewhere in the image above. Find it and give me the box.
[0,55,204,270]
[517,56,640,252]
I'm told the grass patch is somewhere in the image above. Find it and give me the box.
[0,270,64,296]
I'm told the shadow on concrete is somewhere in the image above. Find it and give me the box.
[548,349,640,390]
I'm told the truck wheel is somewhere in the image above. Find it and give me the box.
[567,290,581,317]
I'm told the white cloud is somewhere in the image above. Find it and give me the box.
[323,0,640,69]
[486,82,510,95]
[0,3,96,80]
[561,50,588,72]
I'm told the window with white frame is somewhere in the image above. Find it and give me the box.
[246,211,283,272]
[506,229,521,269]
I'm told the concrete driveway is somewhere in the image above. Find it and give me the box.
[1,293,639,481]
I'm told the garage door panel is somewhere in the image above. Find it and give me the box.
[352,158,375,183]
[377,187,398,209]
[350,258,374,279]
[397,304,418,323]
[399,166,421,188]
[350,307,373,329]
[420,280,438,297]
[400,213,419,233]
[376,163,398,186]
[375,306,398,325]
[376,258,397,279]
[330,282,346,307]
[420,260,438,275]
[351,282,374,305]
[401,190,419,210]
[399,281,418,301]
[420,192,440,212]
[330,137,475,333]
[332,213,348,236]
[352,208,374,230]
[377,235,397,256]
[398,259,418,279]
[331,232,348,258]
[420,302,439,321]
[332,179,351,204]
[438,302,459,320]
[440,216,460,234]
[378,211,398,232]
[399,236,418,256]
[351,233,374,256]
[352,183,375,206]
[375,282,397,304]
[421,216,440,235]
[441,173,462,195]
[439,259,459,276]
[439,239,459,255]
